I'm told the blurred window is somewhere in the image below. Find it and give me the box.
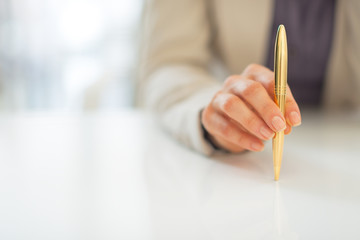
[0,0,142,111]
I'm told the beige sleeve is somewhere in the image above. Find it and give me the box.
[138,0,222,155]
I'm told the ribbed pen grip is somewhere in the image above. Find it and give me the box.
[274,87,287,95]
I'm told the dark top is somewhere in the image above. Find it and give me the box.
[266,0,336,107]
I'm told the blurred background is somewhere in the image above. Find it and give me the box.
[0,0,142,112]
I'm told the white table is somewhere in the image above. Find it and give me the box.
[0,110,359,240]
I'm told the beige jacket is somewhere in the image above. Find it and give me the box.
[139,0,360,155]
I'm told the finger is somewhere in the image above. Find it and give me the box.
[242,64,301,127]
[231,78,287,133]
[212,92,275,140]
[202,106,242,152]
[210,134,246,153]
[203,110,264,152]
[285,86,302,126]
[284,122,292,135]
[242,64,276,99]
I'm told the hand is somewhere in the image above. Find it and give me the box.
[201,64,301,153]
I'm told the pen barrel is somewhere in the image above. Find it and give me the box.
[274,94,286,115]
[273,25,288,181]
[274,25,288,101]
[273,130,284,180]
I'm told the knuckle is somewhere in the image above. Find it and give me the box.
[220,123,232,138]
[286,104,299,115]
[244,116,258,130]
[263,77,275,89]
[263,104,282,122]
[236,131,245,144]
[286,97,297,107]
[241,81,262,98]
[243,63,261,75]
[263,102,277,116]
[212,91,223,101]
[222,95,237,112]
[244,63,261,73]
[224,75,241,86]
[212,91,223,107]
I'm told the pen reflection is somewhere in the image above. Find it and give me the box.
[274,182,283,235]
[273,182,299,240]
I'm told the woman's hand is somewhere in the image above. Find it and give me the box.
[201,64,302,153]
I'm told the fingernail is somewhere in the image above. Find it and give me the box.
[260,126,275,140]
[272,116,286,132]
[251,142,264,151]
[290,111,301,126]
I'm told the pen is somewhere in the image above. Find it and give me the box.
[273,25,288,181]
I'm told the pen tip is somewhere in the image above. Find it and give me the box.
[274,167,280,181]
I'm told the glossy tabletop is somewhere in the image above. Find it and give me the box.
[0,110,359,239]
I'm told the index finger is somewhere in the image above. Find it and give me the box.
[242,64,301,127]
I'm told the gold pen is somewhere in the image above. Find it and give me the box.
[273,25,288,181]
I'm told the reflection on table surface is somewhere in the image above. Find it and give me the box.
[0,110,359,239]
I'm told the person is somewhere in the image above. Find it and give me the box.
[138,0,360,155]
